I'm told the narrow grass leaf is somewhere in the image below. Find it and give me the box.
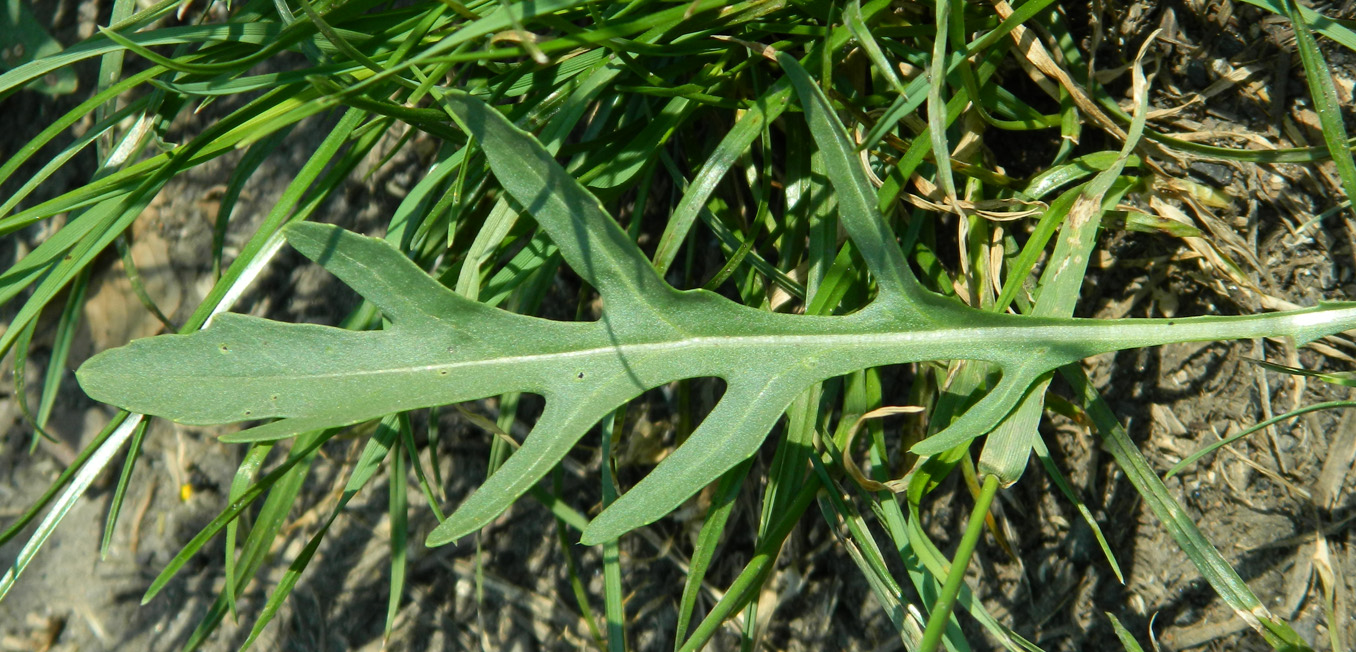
[675,460,751,647]
[224,443,272,619]
[142,431,330,604]
[386,420,410,639]
[599,409,627,650]
[1166,400,1356,478]
[181,430,326,648]
[37,268,90,430]
[1032,437,1123,582]
[100,416,150,559]
[1062,365,1311,650]
[1106,612,1148,652]
[652,83,792,275]
[1279,0,1356,209]
[0,414,142,600]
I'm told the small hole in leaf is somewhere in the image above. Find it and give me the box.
[576,372,585,379]
[438,370,449,376]
[270,394,279,401]
[243,410,252,416]
[219,344,230,353]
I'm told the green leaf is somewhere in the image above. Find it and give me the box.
[0,414,141,600]
[1165,399,1356,479]
[1105,612,1147,652]
[1246,356,1356,387]
[1281,0,1356,209]
[76,87,1356,551]
[0,0,78,95]
[1063,365,1312,650]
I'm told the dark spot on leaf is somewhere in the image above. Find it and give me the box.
[438,370,449,376]
[270,394,279,401]
[243,410,252,416]
[220,344,230,353]
[577,372,585,379]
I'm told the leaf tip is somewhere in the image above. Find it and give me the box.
[280,220,335,249]
[576,527,607,547]
[424,522,462,548]
[578,511,633,546]
[907,438,949,457]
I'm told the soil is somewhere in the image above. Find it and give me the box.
[4,1,1356,651]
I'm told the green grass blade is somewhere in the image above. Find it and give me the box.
[1106,612,1148,652]
[1281,0,1356,207]
[0,86,154,216]
[674,460,752,647]
[808,455,913,642]
[1240,0,1356,50]
[599,409,627,650]
[142,430,330,604]
[212,127,293,279]
[36,268,90,431]
[0,410,127,545]
[233,417,391,650]
[846,0,905,94]
[0,414,142,600]
[182,106,368,332]
[919,474,1000,652]
[778,52,923,302]
[552,470,605,647]
[0,23,287,95]
[224,443,272,620]
[180,429,326,649]
[651,83,791,275]
[1032,437,1124,583]
[100,416,150,558]
[453,197,520,300]
[387,419,410,638]
[1167,400,1356,478]
[927,0,959,209]
[0,0,77,95]
[1061,365,1311,650]
[399,411,445,521]
[677,478,821,652]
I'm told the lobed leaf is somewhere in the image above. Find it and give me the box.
[77,84,1356,549]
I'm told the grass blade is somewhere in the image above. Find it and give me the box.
[0,414,143,600]
[1281,0,1356,206]
[1061,364,1311,650]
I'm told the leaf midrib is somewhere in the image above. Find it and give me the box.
[95,315,1314,384]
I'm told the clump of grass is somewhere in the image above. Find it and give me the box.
[1,0,1354,650]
